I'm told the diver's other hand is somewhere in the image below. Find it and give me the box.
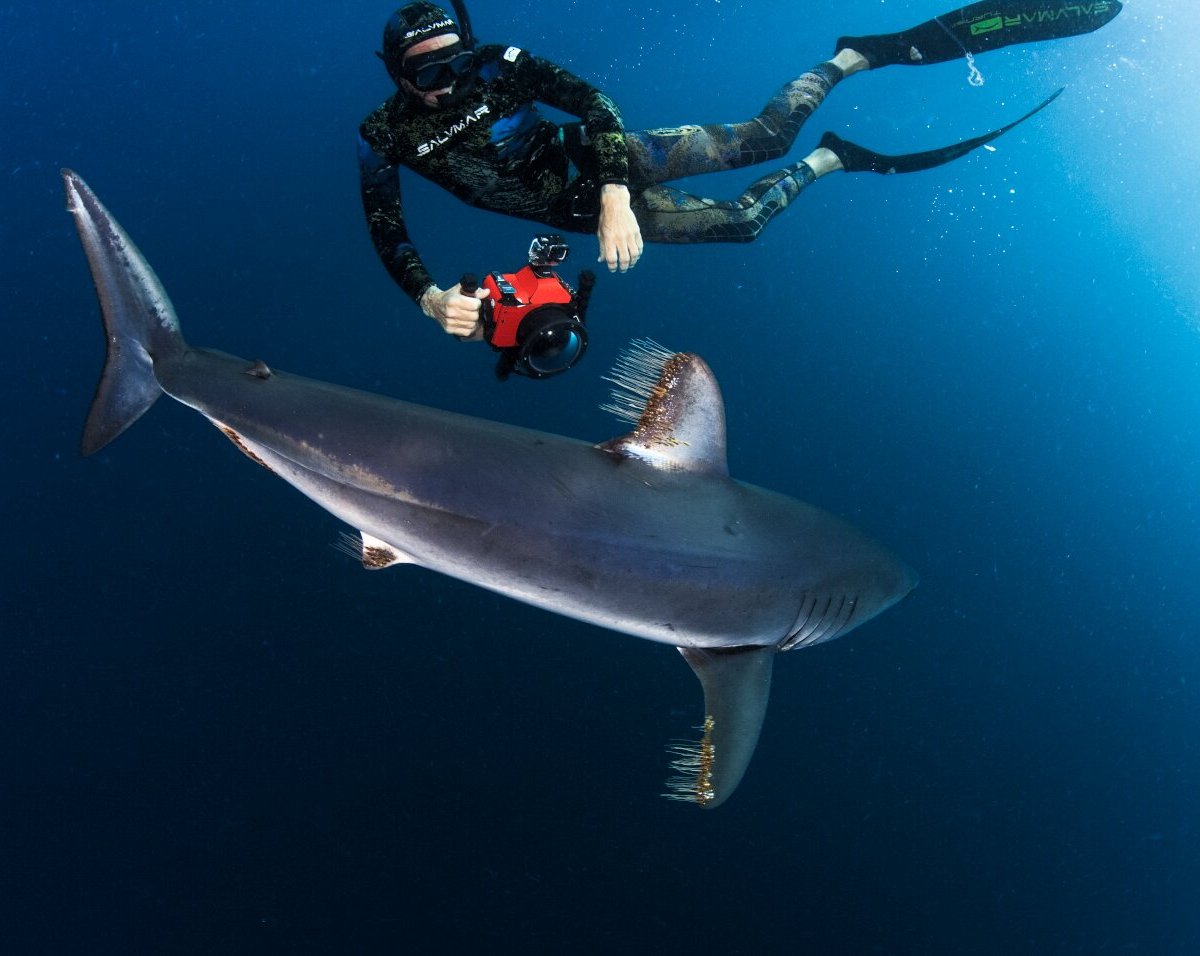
[419,283,488,340]
[596,183,643,273]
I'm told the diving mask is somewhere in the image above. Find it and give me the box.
[402,41,476,91]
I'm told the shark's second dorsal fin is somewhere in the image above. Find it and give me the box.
[598,339,728,476]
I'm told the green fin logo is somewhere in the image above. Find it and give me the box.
[970,16,1005,36]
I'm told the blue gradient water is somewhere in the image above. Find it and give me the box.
[3,2,1197,951]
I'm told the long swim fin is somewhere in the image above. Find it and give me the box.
[819,86,1062,175]
[838,0,1122,69]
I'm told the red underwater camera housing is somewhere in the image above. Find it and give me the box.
[463,235,594,380]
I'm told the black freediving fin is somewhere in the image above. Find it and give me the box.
[818,86,1062,175]
[663,645,775,810]
[837,0,1122,69]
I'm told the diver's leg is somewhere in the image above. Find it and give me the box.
[836,0,1122,69]
[626,52,863,187]
[633,87,1062,244]
[632,160,825,244]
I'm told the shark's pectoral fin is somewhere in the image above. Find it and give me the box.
[665,645,775,809]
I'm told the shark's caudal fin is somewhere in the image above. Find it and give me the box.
[63,170,184,455]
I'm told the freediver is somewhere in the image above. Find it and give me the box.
[358,1,1122,338]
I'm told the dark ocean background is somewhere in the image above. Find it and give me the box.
[3,1,1197,952]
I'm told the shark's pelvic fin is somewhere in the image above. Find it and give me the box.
[665,645,776,809]
[358,531,418,569]
[598,338,728,475]
[335,532,418,569]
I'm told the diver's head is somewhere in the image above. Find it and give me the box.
[379,3,476,108]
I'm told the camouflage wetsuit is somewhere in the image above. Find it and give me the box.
[358,43,844,303]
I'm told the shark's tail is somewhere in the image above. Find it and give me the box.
[63,169,185,455]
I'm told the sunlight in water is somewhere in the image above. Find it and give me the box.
[1062,4,1200,327]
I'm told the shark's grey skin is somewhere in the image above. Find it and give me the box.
[64,169,916,808]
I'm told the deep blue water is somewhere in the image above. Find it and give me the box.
[4,1,1199,952]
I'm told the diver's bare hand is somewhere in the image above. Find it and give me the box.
[419,283,488,340]
[597,183,643,273]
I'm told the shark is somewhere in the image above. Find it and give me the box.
[64,168,917,809]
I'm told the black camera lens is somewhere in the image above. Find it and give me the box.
[526,325,585,376]
[512,306,587,379]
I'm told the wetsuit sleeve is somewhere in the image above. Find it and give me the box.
[357,132,435,304]
[518,54,629,186]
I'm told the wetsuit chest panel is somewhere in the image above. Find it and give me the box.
[473,58,551,162]
[488,102,549,161]
[362,52,568,213]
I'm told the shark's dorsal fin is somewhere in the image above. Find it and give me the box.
[598,339,728,475]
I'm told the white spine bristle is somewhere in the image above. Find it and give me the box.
[661,715,716,807]
[599,338,677,425]
[333,531,362,561]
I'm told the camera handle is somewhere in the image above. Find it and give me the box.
[460,273,502,370]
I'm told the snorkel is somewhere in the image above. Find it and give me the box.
[449,0,475,51]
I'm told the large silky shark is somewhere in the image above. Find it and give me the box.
[64,169,916,809]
